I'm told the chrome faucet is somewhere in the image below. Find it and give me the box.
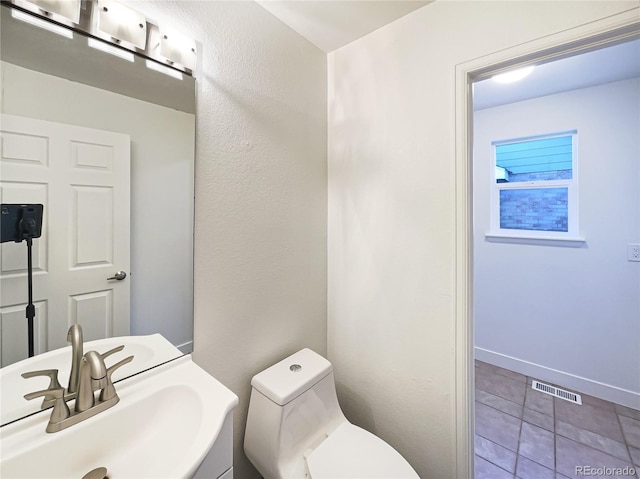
[21,325,134,433]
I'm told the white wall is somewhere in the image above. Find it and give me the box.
[474,78,640,407]
[123,2,328,478]
[328,2,639,477]
[1,62,195,352]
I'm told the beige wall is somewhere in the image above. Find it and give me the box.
[124,2,328,478]
[328,2,639,477]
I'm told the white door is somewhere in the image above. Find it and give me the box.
[0,114,130,366]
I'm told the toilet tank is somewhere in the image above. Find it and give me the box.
[244,349,347,479]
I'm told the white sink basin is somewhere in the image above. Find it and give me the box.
[1,334,182,425]
[0,355,238,479]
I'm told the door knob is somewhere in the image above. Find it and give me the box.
[107,271,127,281]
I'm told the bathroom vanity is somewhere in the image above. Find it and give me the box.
[0,335,237,479]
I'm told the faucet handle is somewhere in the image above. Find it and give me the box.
[21,368,62,389]
[99,345,125,360]
[21,369,63,409]
[24,387,70,423]
[99,355,134,402]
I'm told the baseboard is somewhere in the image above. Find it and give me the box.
[474,347,640,410]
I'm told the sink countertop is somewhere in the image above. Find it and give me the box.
[0,354,238,479]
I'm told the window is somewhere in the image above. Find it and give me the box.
[490,131,579,240]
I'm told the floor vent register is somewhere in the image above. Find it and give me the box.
[532,380,582,405]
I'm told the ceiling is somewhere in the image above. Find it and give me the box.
[256,2,639,109]
[256,0,431,53]
[474,39,640,110]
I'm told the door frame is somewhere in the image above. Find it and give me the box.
[453,9,640,478]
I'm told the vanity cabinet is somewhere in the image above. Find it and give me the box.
[193,411,235,479]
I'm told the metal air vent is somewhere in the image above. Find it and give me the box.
[532,380,582,405]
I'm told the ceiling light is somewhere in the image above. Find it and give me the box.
[145,60,183,80]
[88,38,135,62]
[493,66,535,84]
[11,8,73,38]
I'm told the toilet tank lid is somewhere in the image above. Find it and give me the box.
[251,348,332,406]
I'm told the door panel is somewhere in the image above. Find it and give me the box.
[69,290,113,341]
[1,131,48,166]
[0,301,47,366]
[72,185,114,267]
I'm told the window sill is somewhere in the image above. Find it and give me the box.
[485,234,586,248]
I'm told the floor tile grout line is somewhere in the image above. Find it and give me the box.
[615,409,640,478]
[554,419,632,462]
[476,366,528,384]
[476,371,528,390]
[474,428,527,476]
[556,434,640,478]
[473,432,519,476]
[516,375,559,475]
[474,453,517,477]
[514,447,557,472]
[515,398,524,477]
[474,429,520,467]
[553,393,557,474]
[474,427,519,453]
[513,398,524,477]
[476,397,524,420]
[477,421,558,474]
[617,408,640,421]
[476,378,527,411]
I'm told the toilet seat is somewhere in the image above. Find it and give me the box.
[305,423,419,479]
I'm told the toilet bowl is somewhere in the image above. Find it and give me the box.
[244,348,419,479]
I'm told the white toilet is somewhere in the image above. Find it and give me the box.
[244,348,419,479]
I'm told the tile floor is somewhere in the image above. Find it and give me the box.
[474,360,640,479]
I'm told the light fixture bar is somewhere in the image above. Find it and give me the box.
[145,60,183,80]
[7,1,197,76]
[88,37,135,62]
[11,8,73,38]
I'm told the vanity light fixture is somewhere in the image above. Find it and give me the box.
[11,8,73,38]
[14,0,81,25]
[96,0,147,51]
[7,0,197,76]
[159,27,197,71]
[145,60,184,80]
[88,37,135,62]
[493,65,535,84]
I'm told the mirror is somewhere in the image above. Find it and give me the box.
[0,4,195,424]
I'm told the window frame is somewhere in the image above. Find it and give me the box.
[488,130,580,241]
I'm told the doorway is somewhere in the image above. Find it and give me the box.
[453,16,640,479]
